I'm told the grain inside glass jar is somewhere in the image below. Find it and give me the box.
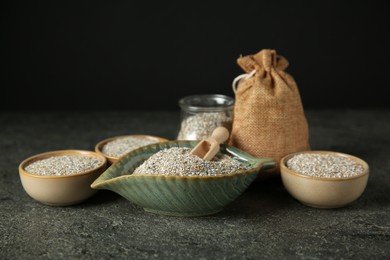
[286,153,365,178]
[177,95,234,140]
[25,155,103,176]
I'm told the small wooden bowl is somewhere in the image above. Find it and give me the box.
[280,151,369,208]
[19,150,107,206]
[95,135,169,164]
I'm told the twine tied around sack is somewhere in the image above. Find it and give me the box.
[232,69,257,94]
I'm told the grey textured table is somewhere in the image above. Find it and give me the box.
[1,110,389,259]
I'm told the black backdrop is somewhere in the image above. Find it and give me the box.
[1,1,389,110]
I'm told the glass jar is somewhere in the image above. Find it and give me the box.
[177,94,234,140]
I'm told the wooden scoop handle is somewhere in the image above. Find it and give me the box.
[209,127,229,144]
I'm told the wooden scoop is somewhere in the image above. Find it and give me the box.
[190,127,230,161]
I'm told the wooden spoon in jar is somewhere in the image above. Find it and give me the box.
[190,127,230,161]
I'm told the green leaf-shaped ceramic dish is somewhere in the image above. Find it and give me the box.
[91,141,275,217]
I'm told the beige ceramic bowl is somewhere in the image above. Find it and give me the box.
[280,151,369,208]
[95,135,169,164]
[19,150,107,206]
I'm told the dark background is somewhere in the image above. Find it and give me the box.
[1,1,389,110]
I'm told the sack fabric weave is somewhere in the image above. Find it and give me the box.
[229,49,310,173]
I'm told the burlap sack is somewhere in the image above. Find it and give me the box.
[229,49,310,174]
